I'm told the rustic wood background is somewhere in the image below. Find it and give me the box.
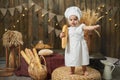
[0,0,120,58]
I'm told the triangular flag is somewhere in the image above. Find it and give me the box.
[8,8,15,16]
[48,12,56,20]
[34,4,41,12]
[29,0,35,8]
[48,25,54,33]
[57,15,64,22]
[42,9,48,17]
[22,3,28,9]
[0,8,7,16]
[16,5,22,13]
[55,29,61,37]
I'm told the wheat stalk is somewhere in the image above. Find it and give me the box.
[80,9,103,37]
[2,30,23,47]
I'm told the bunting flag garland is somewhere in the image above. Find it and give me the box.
[8,8,15,16]
[48,25,54,33]
[29,0,35,8]
[0,8,7,16]
[48,12,56,22]
[0,0,64,36]
[57,15,64,22]
[1,0,117,36]
[48,25,61,36]
[16,6,23,13]
[34,4,41,12]
[42,9,48,17]
[0,0,64,22]
[22,3,28,10]
[55,29,61,37]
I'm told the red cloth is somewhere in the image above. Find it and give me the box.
[45,53,64,79]
[14,56,29,76]
[14,53,64,79]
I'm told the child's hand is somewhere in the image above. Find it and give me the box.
[60,32,65,38]
[83,25,100,30]
[94,25,100,29]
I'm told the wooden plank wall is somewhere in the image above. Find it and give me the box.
[0,0,120,58]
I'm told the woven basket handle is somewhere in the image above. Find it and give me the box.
[39,55,46,66]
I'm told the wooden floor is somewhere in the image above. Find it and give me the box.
[0,57,120,80]
[0,57,32,80]
[0,75,32,80]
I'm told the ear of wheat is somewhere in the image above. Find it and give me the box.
[80,9,104,37]
[2,30,23,47]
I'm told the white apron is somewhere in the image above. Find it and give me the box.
[65,24,89,66]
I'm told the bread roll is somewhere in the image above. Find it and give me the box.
[61,25,68,49]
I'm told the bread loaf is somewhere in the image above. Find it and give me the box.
[61,25,68,49]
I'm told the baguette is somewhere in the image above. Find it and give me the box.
[21,48,42,69]
[33,48,42,69]
[21,50,30,64]
[61,25,68,49]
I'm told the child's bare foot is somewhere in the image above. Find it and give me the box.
[82,71,88,76]
[69,72,75,75]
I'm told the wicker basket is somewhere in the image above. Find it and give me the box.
[28,55,47,80]
[52,66,101,80]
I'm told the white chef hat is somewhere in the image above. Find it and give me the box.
[64,6,82,21]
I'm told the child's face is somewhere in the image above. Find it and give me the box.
[68,15,79,27]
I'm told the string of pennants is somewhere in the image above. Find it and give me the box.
[0,0,118,21]
[0,0,64,36]
[0,0,64,22]
[1,0,118,35]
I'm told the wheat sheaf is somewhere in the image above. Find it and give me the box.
[2,30,23,47]
[80,9,104,37]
